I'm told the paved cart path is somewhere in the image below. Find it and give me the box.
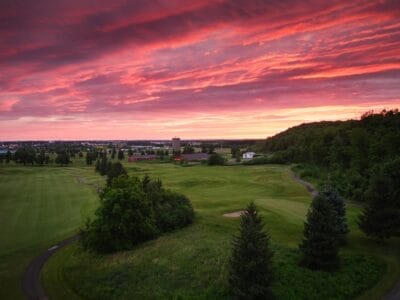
[21,235,79,300]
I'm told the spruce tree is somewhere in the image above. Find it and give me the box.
[229,202,274,299]
[106,162,127,186]
[320,184,349,244]
[118,149,125,160]
[99,156,108,176]
[95,159,100,172]
[299,195,339,271]
[359,158,400,240]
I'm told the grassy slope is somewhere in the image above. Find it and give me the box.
[43,162,399,299]
[0,164,99,299]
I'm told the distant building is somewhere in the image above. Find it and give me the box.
[172,137,181,152]
[174,153,209,162]
[128,155,158,162]
[242,152,256,160]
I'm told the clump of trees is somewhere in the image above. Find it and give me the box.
[262,110,400,202]
[55,151,71,166]
[81,175,195,253]
[359,157,400,241]
[118,149,125,160]
[229,202,274,299]
[182,144,195,154]
[299,194,340,271]
[208,153,225,165]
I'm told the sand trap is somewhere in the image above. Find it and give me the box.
[223,210,245,218]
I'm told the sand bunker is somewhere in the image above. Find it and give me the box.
[223,210,245,218]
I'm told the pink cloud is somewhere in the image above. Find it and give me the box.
[0,0,399,139]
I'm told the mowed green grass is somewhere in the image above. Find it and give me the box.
[0,165,99,299]
[43,162,400,299]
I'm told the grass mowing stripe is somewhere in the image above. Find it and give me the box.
[0,165,98,299]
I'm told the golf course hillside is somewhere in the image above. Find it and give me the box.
[32,162,399,299]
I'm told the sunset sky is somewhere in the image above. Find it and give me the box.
[0,0,399,140]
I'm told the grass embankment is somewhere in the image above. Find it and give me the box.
[0,164,99,299]
[43,163,400,299]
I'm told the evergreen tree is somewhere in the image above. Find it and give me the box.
[111,147,116,159]
[320,184,349,244]
[86,152,93,165]
[299,195,339,271]
[5,150,11,163]
[229,202,274,299]
[95,159,101,172]
[118,149,125,160]
[106,162,127,186]
[99,156,108,176]
[55,152,70,166]
[359,157,400,240]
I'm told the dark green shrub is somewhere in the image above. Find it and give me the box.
[81,176,157,253]
[154,191,194,232]
[208,153,225,165]
[82,175,195,253]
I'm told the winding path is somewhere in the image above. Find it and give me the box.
[21,235,79,300]
[291,172,319,197]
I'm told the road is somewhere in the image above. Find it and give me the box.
[21,235,79,300]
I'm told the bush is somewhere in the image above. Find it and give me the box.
[81,175,195,253]
[143,176,194,232]
[208,153,225,165]
[154,191,195,231]
[273,248,385,300]
[81,176,157,253]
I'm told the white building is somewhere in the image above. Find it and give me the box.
[242,152,256,160]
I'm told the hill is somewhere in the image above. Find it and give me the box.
[261,109,400,201]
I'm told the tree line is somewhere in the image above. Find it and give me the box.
[262,109,400,202]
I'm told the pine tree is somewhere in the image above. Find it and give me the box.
[299,195,339,271]
[106,162,127,186]
[86,152,93,165]
[99,157,108,176]
[320,184,348,244]
[95,159,100,172]
[359,158,400,240]
[229,202,274,299]
[118,149,124,160]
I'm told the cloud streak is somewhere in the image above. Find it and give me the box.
[0,0,399,139]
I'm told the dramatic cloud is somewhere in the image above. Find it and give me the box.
[0,0,399,140]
